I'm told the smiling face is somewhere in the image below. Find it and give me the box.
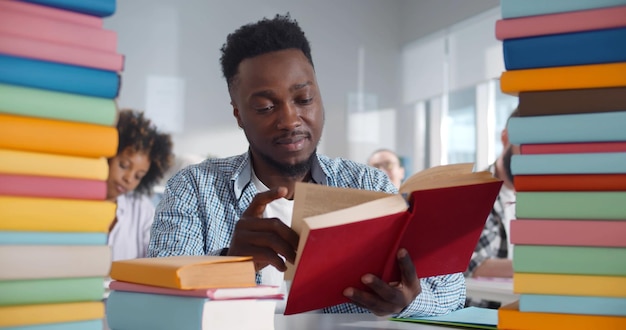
[230,48,324,178]
[106,147,151,201]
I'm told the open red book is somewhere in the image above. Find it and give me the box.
[285,163,502,315]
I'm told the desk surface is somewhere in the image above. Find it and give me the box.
[465,277,518,306]
[275,313,459,330]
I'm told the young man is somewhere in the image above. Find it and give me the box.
[367,149,405,189]
[149,14,465,317]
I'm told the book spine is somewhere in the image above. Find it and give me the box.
[511,152,626,175]
[503,27,626,70]
[500,0,626,19]
[514,174,626,191]
[0,277,105,306]
[0,149,109,181]
[0,10,117,52]
[513,245,626,276]
[0,114,118,158]
[514,273,626,297]
[0,301,105,327]
[22,0,117,17]
[510,219,626,247]
[516,191,626,220]
[500,62,626,95]
[0,196,115,233]
[0,320,104,330]
[507,111,626,144]
[0,1,103,27]
[498,302,626,330]
[518,87,626,116]
[520,142,626,154]
[0,33,124,72]
[495,5,626,40]
[0,231,108,245]
[519,294,626,316]
[0,54,121,98]
[0,83,117,126]
[0,174,106,200]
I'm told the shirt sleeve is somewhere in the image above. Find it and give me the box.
[148,170,206,257]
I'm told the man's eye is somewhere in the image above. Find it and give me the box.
[256,105,274,113]
[297,98,313,105]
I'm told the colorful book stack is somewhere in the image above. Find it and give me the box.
[495,1,626,329]
[0,0,121,329]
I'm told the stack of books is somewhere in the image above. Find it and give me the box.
[106,256,281,330]
[495,1,626,329]
[0,0,121,329]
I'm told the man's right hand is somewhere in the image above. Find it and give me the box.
[227,187,299,272]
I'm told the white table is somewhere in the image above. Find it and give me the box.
[465,277,519,305]
[275,313,462,330]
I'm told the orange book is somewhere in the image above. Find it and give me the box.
[0,149,108,180]
[498,301,626,330]
[514,273,626,298]
[500,62,626,95]
[514,174,626,191]
[0,114,117,158]
[0,301,104,327]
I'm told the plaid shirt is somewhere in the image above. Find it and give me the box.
[149,152,465,317]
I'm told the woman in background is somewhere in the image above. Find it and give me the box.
[106,109,173,261]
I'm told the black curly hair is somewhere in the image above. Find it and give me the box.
[113,109,174,195]
[219,13,314,90]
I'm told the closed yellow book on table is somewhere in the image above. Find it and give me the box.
[514,273,626,298]
[0,148,108,180]
[0,196,115,232]
[0,113,118,158]
[498,301,626,330]
[0,301,104,327]
[109,255,256,289]
[500,62,626,95]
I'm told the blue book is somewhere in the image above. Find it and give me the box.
[0,54,120,99]
[501,0,626,19]
[22,0,116,17]
[511,153,626,175]
[503,27,626,70]
[507,111,626,144]
[391,307,497,329]
[0,320,102,330]
[520,294,626,316]
[0,231,107,245]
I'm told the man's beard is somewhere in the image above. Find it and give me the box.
[501,145,515,184]
[258,149,317,178]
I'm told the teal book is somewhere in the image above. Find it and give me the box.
[513,245,626,276]
[520,294,626,316]
[391,306,497,329]
[501,0,626,19]
[0,231,107,245]
[511,153,626,175]
[0,277,105,306]
[0,83,117,126]
[0,320,103,330]
[516,191,626,220]
[508,111,626,144]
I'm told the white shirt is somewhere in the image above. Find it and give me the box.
[108,193,155,261]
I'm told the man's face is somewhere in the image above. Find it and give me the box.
[368,151,405,189]
[230,49,324,176]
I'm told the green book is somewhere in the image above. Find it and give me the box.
[514,245,626,276]
[0,277,105,306]
[390,307,497,329]
[0,83,117,126]
[516,191,626,220]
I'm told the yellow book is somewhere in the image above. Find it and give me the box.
[498,301,626,330]
[0,113,118,158]
[109,255,256,289]
[500,62,626,95]
[0,245,111,280]
[514,273,626,298]
[0,301,104,327]
[0,148,108,180]
[0,196,115,232]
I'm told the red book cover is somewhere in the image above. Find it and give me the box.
[514,174,626,191]
[0,173,106,200]
[520,141,626,154]
[511,219,626,247]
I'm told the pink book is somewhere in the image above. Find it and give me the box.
[511,219,626,247]
[0,0,102,28]
[0,33,124,72]
[0,9,117,52]
[496,5,626,40]
[520,141,626,155]
[0,173,106,200]
[108,281,284,300]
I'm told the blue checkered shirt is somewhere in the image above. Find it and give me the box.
[149,152,465,317]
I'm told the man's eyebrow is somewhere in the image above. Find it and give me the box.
[291,81,312,91]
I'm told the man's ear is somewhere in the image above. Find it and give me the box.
[232,102,243,128]
[501,128,510,149]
